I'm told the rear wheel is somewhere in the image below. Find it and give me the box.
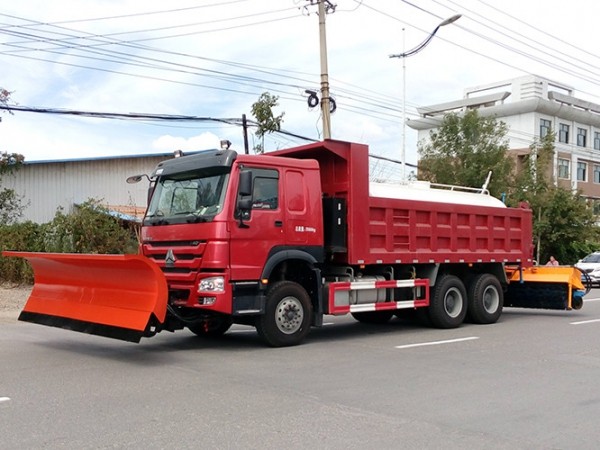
[429,274,467,328]
[467,273,503,324]
[352,310,394,324]
[256,281,312,347]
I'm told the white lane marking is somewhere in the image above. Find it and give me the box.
[0,397,10,403]
[571,318,600,325]
[584,297,600,302]
[395,336,479,349]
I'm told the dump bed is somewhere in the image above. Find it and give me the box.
[271,140,533,267]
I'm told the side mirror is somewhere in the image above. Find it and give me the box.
[126,175,143,184]
[238,198,252,210]
[239,169,252,196]
[236,169,253,228]
[126,173,150,184]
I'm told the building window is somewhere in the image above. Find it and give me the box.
[559,124,569,143]
[558,159,570,179]
[577,161,587,181]
[595,132,600,150]
[577,128,587,147]
[593,199,600,216]
[540,119,551,138]
[594,165,600,183]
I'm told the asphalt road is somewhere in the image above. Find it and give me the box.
[2,291,600,450]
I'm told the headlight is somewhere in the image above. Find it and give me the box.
[198,276,225,293]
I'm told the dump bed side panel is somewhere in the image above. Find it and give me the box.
[365,196,533,265]
[270,140,534,267]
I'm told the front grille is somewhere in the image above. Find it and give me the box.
[145,240,205,247]
[142,240,206,284]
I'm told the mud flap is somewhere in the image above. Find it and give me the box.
[3,252,168,343]
[504,266,585,310]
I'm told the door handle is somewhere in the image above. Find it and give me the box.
[274,220,283,227]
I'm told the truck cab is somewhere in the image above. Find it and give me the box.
[139,148,324,345]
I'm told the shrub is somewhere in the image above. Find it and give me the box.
[42,199,139,254]
[0,221,43,283]
[0,199,139,284]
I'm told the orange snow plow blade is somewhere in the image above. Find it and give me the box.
[3,252,168,343]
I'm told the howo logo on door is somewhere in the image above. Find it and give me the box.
[165,249,177,268]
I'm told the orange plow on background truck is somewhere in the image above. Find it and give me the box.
[3,140,589,347]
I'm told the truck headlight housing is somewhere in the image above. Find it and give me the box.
[198,276,225,293]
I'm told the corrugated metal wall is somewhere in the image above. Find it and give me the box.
[3,155,172,223]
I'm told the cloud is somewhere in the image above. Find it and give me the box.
[151,132,221,152]
[3,0,599,171]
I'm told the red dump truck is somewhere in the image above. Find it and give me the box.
[4,140,586,346]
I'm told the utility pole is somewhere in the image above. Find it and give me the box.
[318,0,332,139]
[306,1,336,140]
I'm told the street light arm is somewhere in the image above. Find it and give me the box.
[390,26,440,58]
[387,13,461,180]
[389,14,462,59]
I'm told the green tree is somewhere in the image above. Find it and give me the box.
[511,132,555,262]
[537,188,596,264]
[0,88,25,224]
[511,132,598,264]
[251,92,284,154]
[417,109,514,198]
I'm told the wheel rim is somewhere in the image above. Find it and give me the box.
[482,285,500,314]
[275,296,304,335]
[444,287,464,318]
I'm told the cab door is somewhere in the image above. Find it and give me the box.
[229,168,283,280]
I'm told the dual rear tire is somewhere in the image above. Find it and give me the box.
[466,273,503,324]
[428,273,503,328]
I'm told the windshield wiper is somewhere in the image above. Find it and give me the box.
[186,215,209,223]
[145,216,169,225]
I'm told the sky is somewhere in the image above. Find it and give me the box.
[1,0,599,180]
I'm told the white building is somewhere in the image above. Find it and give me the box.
[408,74,600,211]
[3,152,181,224]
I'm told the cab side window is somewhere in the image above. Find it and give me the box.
[252,176,279,209]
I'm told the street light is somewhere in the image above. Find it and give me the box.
[389,14,462,179]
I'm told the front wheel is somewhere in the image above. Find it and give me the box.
[188,316,233,337]
[256,281,313,347]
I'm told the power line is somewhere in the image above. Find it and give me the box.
[0,104,317,143]
[0,9,410,124]
[0,1,253,29]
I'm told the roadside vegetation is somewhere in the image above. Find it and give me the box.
[0,200,139,284]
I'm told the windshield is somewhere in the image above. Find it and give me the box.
[582,253,600,263]
[145,170,230,225]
